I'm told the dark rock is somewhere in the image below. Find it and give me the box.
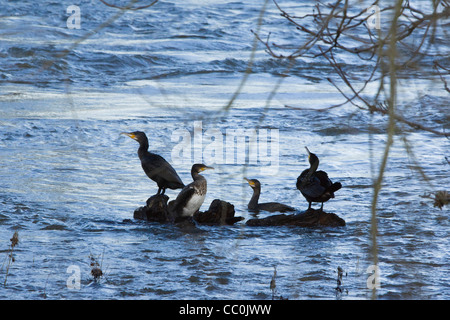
[245,209,345,227]
[133,196,243,225]
[133,194,170,223]
[194,199,244,225]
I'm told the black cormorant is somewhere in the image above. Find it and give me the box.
[245,178,296,213]
[296,147,342,211]
[121,131,184,195]
[171,164,214,218]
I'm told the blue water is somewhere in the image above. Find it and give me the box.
[0,0,449,299]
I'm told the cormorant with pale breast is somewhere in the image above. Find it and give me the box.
[121,131,184,195]
[244,178,296,213]
[296,147,342,211]
[171,164,214,218]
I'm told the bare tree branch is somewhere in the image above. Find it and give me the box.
[257,0,449,137]
[434,61,450,93]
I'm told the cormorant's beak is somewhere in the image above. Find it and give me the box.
[121,132,136,140]
[200,166,214,172]
[244,177,255,187]
[305,146,311,159]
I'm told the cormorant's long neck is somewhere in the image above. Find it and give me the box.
[306,159,319,179]
[191,170,207,195]
[191,171,205,182]
[137,138,149,159]
[248,187,260,209]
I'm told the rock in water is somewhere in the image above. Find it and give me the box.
[134,196,243,225]
[245,209,345,227]
[134,194,170,222]
[194,199,244,225]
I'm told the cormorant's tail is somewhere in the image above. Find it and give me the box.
[326,182,342,197]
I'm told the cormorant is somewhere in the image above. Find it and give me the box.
[121,131,184,195]
[296,147,342,211]
[171,164,214,218]
[244,178,296,213]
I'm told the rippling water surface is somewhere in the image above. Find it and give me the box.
[1,0,449,300]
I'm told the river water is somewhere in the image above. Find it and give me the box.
[0,0,449,300]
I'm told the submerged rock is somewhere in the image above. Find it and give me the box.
[194,199,244,225]
[245,209,345,227]
[133,195,243,225]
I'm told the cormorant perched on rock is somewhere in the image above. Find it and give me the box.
[296,147,342,211]
[244,178,296,213]
[121,131,184,195]
[170,164,214,219]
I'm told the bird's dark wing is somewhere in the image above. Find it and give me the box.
[173,183,196,213]
[297,168,333,198]
[296,169,309,189]
[141,153,184,185]
[301,177,326,198]
[316,170,341,196]
[297,169,325,197]
[315,170,332,189]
